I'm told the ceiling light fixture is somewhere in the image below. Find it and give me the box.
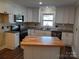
[39,2,43,5]
[46,6,48,8]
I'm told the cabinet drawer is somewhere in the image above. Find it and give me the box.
[62,32,73,39]
[62,32,73,45]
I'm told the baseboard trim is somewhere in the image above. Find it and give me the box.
[0,45,5,50]
[72,47,77,58]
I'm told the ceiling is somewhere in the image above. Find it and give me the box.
[10,0,79,7]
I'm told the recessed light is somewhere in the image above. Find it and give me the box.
[39,2,43,5]
[46,6,48,8]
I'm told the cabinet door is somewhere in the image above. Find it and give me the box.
[27,8,32,22]
[63,7,75,24]
[32,8,39,22]
[62,32,73,46]
[55,7,64,23]
[63,8,69,24]
[68,7,75,24]
[56,7,75,24]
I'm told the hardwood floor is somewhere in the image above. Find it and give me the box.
[0,46,77,59]
[0,47,23,59]
[60,46,77,59]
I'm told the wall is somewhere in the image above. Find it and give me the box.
[0,0,27,23]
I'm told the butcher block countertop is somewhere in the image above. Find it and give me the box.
[21,36,64,47]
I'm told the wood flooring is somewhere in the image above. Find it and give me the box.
[0,46,77,59]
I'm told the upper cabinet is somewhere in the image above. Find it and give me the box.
[55,7,64,24]
[0,13,9,23]
[32,8,39,22]
[62,32,73,46]
[27,8,32,22]
[55,7,75,24]
[27,8,39,22]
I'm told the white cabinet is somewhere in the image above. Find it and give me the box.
[68,8,75,24]
[62,32,73,46]
[32,8,39,22]
[55,7,75,24]
[63,8,69,23]
[55,7,64,23]
[27,8,32,22]
[27,8,39,22]
[5,32,19,49]
[28,29,51,36]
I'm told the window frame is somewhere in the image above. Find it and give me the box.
[41,13,55,27]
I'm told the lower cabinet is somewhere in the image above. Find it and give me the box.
[5,32,19,50]
[28,29,51,36]
[0,32,5,47]
[62,32,73,46]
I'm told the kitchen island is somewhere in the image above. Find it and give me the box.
[21,36,64,59]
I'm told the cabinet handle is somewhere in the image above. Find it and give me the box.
[76,28,77,31]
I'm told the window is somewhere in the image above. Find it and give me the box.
[42,14,54,27]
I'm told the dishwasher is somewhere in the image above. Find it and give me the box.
[51,31,62,40]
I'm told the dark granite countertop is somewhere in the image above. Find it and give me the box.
[27,27,73,33]
[51,29,73,33]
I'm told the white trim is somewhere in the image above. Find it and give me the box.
[72,47,77,58]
